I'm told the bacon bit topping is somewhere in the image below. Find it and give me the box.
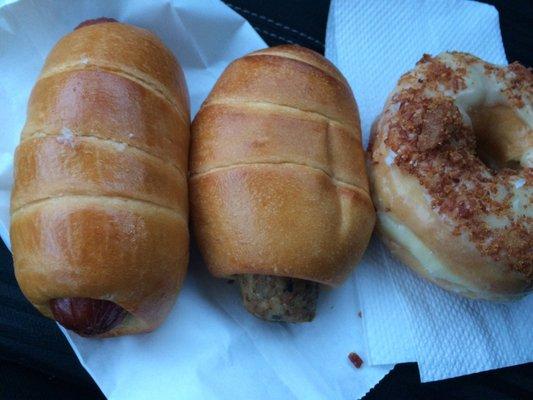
[348,352,364,369]
[379,54,532,276]
[502,63,533,108]
[483,64,498,75]
[415,54,467,93]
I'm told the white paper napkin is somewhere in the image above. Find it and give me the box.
[326,0,533,382]
[0,0,393,398]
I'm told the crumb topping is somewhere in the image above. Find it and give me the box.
[348,352,363,369]
[380,54,532,276]
[502,62,533,108]
[412,54,467,93]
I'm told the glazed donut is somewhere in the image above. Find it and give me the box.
[368,52,532,301]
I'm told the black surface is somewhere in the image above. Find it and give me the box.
[487,0,533,67]
[1,0,532,399]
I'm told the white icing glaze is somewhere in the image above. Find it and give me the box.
[436,53,533,128]
[373,52,532,299]
[385,149,397,166]
[522,148,533,168]
[379,212,474,291]
[511,183,532,218]
[420,53,533,222]
[514,178,525,189]
[483,215,510,229]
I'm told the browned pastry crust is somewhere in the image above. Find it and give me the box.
[10,22,190,336]
[190,45,375,287]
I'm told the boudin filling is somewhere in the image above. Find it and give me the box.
[238,274,319,322]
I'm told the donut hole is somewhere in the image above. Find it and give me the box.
[468,104,527,171]
[501,160,522,170]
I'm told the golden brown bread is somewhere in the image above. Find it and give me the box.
[190,45,375,288]
[40,22,189,121]
[10,21,190,336]
[192,164,373,285]
[22,69,189,174]
[12,197,188,333]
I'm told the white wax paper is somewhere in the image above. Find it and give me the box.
[0,0,392,398]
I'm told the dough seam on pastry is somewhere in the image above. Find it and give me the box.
[244,52,345,84]
[190,160,371,198]
[20,131,186,179]
[11,193,187,220]
[39,63,189,125]
[203,99,357,135]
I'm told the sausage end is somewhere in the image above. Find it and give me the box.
[50,297,127,336]
[238,274,319,322]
